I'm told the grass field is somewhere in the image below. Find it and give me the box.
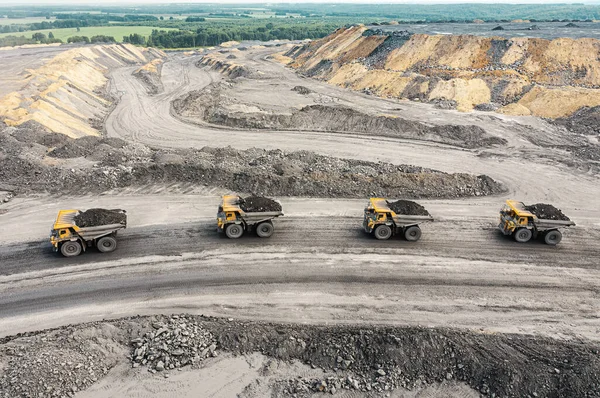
[0,17,56,25]
[0,26,178,42]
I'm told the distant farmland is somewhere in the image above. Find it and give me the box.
[0,26,178,42]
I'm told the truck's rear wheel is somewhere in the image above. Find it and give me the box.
[514,228,532,243]
[97,236,117,253]
[60,241,82,257]
[374,225,392,240]
[544,230,562,246]
[256,221,274,238]
[404,226,422,242]
[225,223,244,239]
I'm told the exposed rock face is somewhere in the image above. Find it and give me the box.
[281,25,600,117]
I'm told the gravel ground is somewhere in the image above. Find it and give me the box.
[1,315,599,398]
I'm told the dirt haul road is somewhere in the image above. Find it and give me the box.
[0,43,599,342]
[1,194,600,342]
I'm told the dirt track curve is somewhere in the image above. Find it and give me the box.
[1,44,600,342]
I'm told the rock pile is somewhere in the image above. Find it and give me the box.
[74,209,127,228]
[525,203,571,221]
[291,85,313,95]
[130,315,217,372]
[239,196,282,212]
[387,199,430,216]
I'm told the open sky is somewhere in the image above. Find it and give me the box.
[4,0,600,4]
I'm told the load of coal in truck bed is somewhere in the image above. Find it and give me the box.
[73,209,127,228]
[239,196,282,212]
[524,203,570,221]
[386,200,430,216]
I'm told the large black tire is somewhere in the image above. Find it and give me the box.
[97,236,117,253]
[404,226,422,242]
[60,241,82,257]
[544,230,562,246]
[225,223,244,239]
[256,221,274,238]
[514,228,533,243]
[374,225,392,240]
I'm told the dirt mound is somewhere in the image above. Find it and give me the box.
[387,199,430,216]
[492,25,505,31]
[553,106,600,135]
[239,196,282,212]
[2,315,599,398]
[525,203,571,221]
[292,85,313,95]
[0,124,505,199]
[73,208,127,227]
[175,89,506,149]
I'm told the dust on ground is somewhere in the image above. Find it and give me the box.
[1,315,599,398]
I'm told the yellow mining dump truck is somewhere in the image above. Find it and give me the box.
[50,209,127,257]
[217,195,284,239]
[363,198,433,241]
[499,200,575,245]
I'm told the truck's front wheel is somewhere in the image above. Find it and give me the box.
[404,226,422,242]
[514,228,532,243]
[60,241,82,257]
[374,225,392,240]
[544,230,562,246]
[226,223,244,239]
[97,236,117,253]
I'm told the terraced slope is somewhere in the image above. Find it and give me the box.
[283,25,600,117]
[0,44,164,138]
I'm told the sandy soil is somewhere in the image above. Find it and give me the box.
[79,353,479,398]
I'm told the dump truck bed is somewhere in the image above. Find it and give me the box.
[240,211,284,222]
[392,214,434,226]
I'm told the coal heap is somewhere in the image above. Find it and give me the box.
[239,196,282,212]
[74,209,127,228]
[387,200,430,216]
[524,203,570,221]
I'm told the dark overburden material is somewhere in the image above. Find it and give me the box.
[74,209,127,228]
[239,196,282,212]
[525,203,570,221]
[387,200,430,216]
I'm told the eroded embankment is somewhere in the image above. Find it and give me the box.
[173,80,506,149]
[280,25,600,117]
[0,122,503,198]
[1,315,599,398]
[0,44,164,138]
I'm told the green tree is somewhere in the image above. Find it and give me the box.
[67,36,90,44]
[32,32,46,41]
[48,32,54,39]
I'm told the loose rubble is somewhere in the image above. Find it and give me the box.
[0,123,505,199]
[130,315,217,371]
[73,209,127,228]
[387,199,430,216]
[525,203,571,221]
[2,315,599,398]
